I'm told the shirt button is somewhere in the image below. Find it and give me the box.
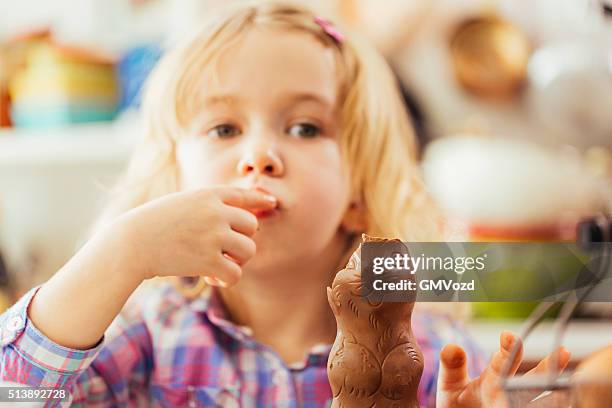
[6,316,23,332]
[187,385,196,408]
[239,326,253,337]
[1,331,14,344]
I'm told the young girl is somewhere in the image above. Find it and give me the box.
[0,2,569,407]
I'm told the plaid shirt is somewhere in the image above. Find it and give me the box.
[0,282,485,407]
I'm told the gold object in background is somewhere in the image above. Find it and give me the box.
[0,29,51,127]
[584,147,612,179]
[449,16,530,100]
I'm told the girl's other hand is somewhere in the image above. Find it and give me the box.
[117,186,277,285]
[436,331,571,408]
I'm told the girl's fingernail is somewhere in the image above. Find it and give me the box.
[264,195,277,203]
[502,332,517,351]
[214,277,229,287]
[204,276,228,287]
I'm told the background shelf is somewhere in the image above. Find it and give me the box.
[0,120,138,167]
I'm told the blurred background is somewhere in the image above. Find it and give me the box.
[0,0,611,366]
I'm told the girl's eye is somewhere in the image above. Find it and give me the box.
[287,123,321,138]
[207,124,240,139]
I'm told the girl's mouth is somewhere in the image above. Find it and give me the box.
[251,208,279,219]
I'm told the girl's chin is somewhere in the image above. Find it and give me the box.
[240,258,280,279]
[241,245,296,277]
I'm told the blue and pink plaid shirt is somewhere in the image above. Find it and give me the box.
[0,281,484,407]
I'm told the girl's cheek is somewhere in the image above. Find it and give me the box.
[179,165,225,191]
[178,147,235,188]
[305,151,349,204]
[297,171,349,214]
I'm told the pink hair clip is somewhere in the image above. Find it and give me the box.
[314,16,345,44]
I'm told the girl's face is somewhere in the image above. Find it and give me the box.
[177,27,353,275]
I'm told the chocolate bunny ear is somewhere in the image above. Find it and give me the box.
[341,234,387,271]
[361,233,405,245]
[361,233,386,243]
[326,286,341,316]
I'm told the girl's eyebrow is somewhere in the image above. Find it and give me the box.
[202,94,241,106]
[201,92,334,109]
[282,92,333,108]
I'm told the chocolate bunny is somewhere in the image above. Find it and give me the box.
[327,235,423,408]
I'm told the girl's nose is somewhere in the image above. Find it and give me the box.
[237,148,284,177]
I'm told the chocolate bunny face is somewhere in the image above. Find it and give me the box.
[327,235,423,408]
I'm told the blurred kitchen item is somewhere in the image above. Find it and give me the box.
[0,83,9,127]
[0,119,134,284]
[577,216,612,250]
[527,42,612,148]
[449,15,530,100]
[336,0,433,58]
[603,0,612,17]
[117,43,162,112]
[0,47,11,127]
[576,215,612,318]
[423,136,602,318]
[502,232,611,406]
[9,40,119,128]
[584,146,612,180]
[423,136,600,230]
[0,29,51,128]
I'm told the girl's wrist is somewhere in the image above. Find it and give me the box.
[99,215,148,287]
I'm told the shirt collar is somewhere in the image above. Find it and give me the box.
[186,285,332,365]
[186,286,254,343]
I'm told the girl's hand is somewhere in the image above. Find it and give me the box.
[118,186,277,285]
[436,331,571,408]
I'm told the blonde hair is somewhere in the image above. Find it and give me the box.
[97,1,439,243]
